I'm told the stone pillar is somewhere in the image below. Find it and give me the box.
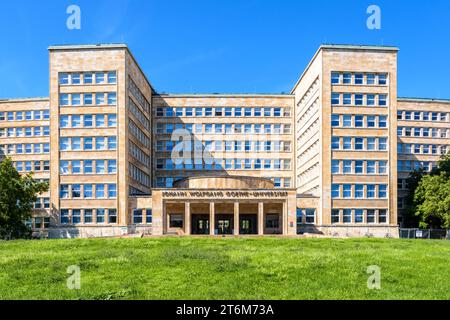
[210,202,215,235]
[234,202,239,235]
[258,202,264,235]
[282,201,287,235]
[185,202,191,235]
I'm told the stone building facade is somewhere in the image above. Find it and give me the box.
[0,44,448,238]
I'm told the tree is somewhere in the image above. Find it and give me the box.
[403,168,427,227]
[0,158,49,239]
[413,173,450,229]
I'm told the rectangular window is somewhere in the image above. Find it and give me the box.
[109,209,117,224]
[343,73,352,84]
[379,210,387,223]
[331,114,340,127]
[60,209,70,224]
[343,184,352,198]
[108,71,117,84]
[355,185,364,199]
[84,209,93,224]
[355,209,364,223]
[72,185,81,198]
[331,184,340,198]
[331,93,340,105]
[331,72,340,84]
[331,160,340,174]
[379,95,387,106]
[95,73,105,84]
[108,184,117,198]
[355,94,363,106]
[305,209,315,224]
[96,93,105,105]
[133,209,143,224]
[343,94,352,105]
[331,210,340,224]
[343,209,352,223]
[354,73,363,84]
[331,137,340,150]
[108,137,117,150]
[96,185,105,198]
[367,210,375,223]
[96,209,105,224]
[378,185,387,198]
[84,160,93,174]
[84,93,93,105]
[108,160,117,174]
[84,185,93,198]
[107,93,117,105]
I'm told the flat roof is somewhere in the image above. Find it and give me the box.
[0,97,49,103]
[398,97,450,103]
[48,43,128,50]
[155,93,294,98]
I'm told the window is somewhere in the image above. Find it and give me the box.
[343,184,352,198]
[379,210,387,223]
[355,161,363,174]
[331,160,340,174]
[108,160,117,174]
[332,184,340,198]
[343,94,352,105]
[366,74,375,85]
[379,185,387,198]
[331,93,340,105]
[170,214,183,228]
[109,209,117,224]
[95,73,105,84]
[84,185,93,198]
[378,74,387,85]
[96,185,105,198]
[367,161,376,174]
[331,137,340,150]
[107,93,117,105]
[84,93,93,105]
[331,114,340,127]
[343,209,352,223]
[96,93,105,105]
[108,184,117,198]
[379,161,387,174]
[72,94,81,106]
[84,160,93,174]
[96,161,105,174]
[355,210,364,223]
[84,209,93,224]
[379,138,387,151]
[84,73,93,84]
[331,72,340,84]
[61,209,70,224]
[59,73,69,85]
[72,185,81,198]
[355,116,364,128]
[60,138,70,151]
[133,209,143,224]
[343,160,352,174]
[379,116,387,128]
[379,95,387,106]
[305,209,315,224]
[296,208,303,225]
[367,138,376,151]
[331,210,340,224]
[367,185,375,198]
[72,73,81,85]
[96,209,105,224]
[367,210,375,223]
[355,94,363,106]
[108,137,117,150]
[343,137,352,150]
[343,73,352,84]
[354,73,363,84]
[60,94,69,106]
[355,185,364,199]
[108,71,117,84]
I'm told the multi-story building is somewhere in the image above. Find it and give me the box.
[0,44,448,238]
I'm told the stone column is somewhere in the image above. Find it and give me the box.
[234,202,239,235]
[258,202,264,235]
[282,201,287,235]
[209,202,215,235]
[185,202,191,235]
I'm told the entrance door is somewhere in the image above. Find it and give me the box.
[240,214,257,235]
[217,219,232,235]
[192,214,209,235]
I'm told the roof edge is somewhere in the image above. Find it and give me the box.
[398,97,450,103]
[290,44,399,94]
[0,97,49,103]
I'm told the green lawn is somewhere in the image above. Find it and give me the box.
[0,237,449,300]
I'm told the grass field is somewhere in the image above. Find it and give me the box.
[0,237,449,300]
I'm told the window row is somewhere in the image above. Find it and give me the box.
[129,163,151,187]
[397,127,448,138]
[397,110,448,122]
[397,143,448,155]
[0,143,50,155]
[155,177,292,188]
[397,161,438,173]
[129,141,150,167]
[59,71,117,85]
[155,107,289,118]
[156,123,292,135]
[330,209,388,224]
[129,98,150,131]
[29,217,51,229]
[156,140,292,153]
[132,208,153,224]
[0,126,50,138]
[33,197,50,209]
[128,78,151,114]
[331,93,387,107]
[60,208,118,225]
[14,160,50,172]
[129,119,150,148]
[331,72,388,86]
[331,184,388,199]
[296,208,317,224]
[331,160,388,175]
[331,114,388,128]
[60,114,117,128]
[60,184,117,199]
[0,110,50,121]
[156,158,292,171]
[59,92,117,106]
[60,160,117,175]
[60,136,117,151]
[331,136,388,151]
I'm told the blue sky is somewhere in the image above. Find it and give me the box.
[1,0,449,98]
